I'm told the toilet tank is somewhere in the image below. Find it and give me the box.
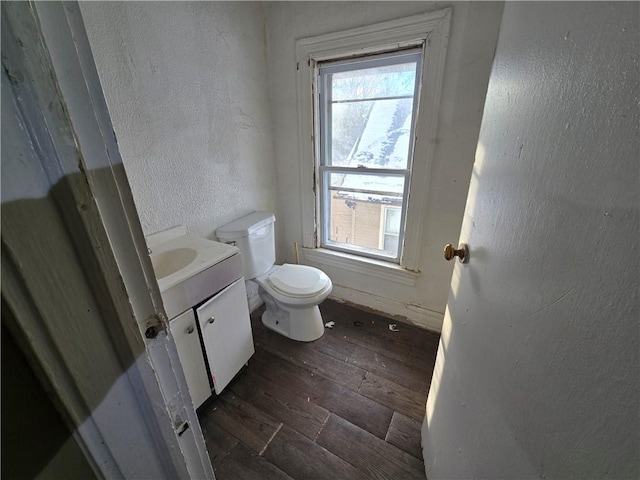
[216,212,276,279]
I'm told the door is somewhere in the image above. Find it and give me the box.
[197,278,254,394]
[1,2,214,478]
[422,3,639,479]
[170,309,211,408]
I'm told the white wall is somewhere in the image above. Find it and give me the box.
[80,2,277,240]
[265,2,504,329]
[81,1,504,329]
[423,2,639,477]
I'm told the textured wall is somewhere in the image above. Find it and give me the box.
[80,1,504,328]
[423,2,639,477]
[264,2,504,327]
[80,2,277,240]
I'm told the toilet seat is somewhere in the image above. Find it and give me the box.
[268,264,330,298]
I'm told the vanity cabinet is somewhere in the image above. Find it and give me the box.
[169,309,210,408]
[148,229,254,405]
[196,278,254,394]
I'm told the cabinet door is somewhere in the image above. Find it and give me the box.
[197,278,254,394]
[169,309,211,408]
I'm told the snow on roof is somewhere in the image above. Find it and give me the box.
[348,99,412,169]
[332,97,412,204]
[334,177,404,204]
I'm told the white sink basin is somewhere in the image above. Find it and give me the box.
[145,227,243,318]
[151,247,198,279]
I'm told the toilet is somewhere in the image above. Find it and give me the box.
[216,211,332,342]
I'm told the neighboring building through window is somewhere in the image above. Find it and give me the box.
[317,50,422,263]
[382,206,401,254]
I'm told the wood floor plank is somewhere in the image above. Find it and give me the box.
[320,313,437,371]
[348,344,432,396]
[310,328,360,361]
[263,424,368,480]
[251,309,358,363]
[207,391,282,453]
[198,412,239,464]
[316,413,425,480]
[386,412,423,460]
[215,442,294,480]
[359,372,427,421]
[252,323,367,391]
[252,348,394,439]
[201,301,439,479]
[254,300,438,369]
[229,368,330,440]
[320,300,440,352]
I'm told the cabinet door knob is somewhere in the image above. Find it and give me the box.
[208,316,215,324]
[186,325,194,334]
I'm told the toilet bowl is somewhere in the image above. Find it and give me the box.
[216,212,333,342]
[255,264,332,341]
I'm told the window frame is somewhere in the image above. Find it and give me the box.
[317,49,423,263]
[295,9,451,278]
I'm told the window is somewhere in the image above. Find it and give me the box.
[317,51,422,263]
[296,10,451,276]
[381,206,401,254]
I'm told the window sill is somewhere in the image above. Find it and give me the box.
[302,248,420,286]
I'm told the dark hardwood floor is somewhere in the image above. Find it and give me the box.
[197,300,440,480]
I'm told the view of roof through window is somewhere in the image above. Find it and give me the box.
[319,51,421,261]
[330,62,416,166]
[328,60,416,204]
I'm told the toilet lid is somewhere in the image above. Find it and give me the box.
[268,264,329,297]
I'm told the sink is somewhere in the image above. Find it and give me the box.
[145,227,242,318]
[151,247,198,279]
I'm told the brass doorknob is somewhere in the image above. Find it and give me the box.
[444,243,468,263]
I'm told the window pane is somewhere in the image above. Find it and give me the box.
[324,173,405,259]
[330,98,414,168]
[383,234,399,254]
[331,62,417,102]
[330,101,373,166]
[328,172,404,198]
[384,208,401,235]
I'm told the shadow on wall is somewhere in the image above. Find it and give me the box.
[0,177,138,479]
[1,316,96,480]
[2,2,199,477]
[424,127,639,476]
[421,1,640,475]
[1,168,188,479]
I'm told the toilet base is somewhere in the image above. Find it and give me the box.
[260,290,325,342]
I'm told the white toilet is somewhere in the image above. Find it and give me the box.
[216,211,332,342]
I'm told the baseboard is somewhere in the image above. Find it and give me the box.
[248,294,263,313]
[328,285,444,333]
[245,279,263,313]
